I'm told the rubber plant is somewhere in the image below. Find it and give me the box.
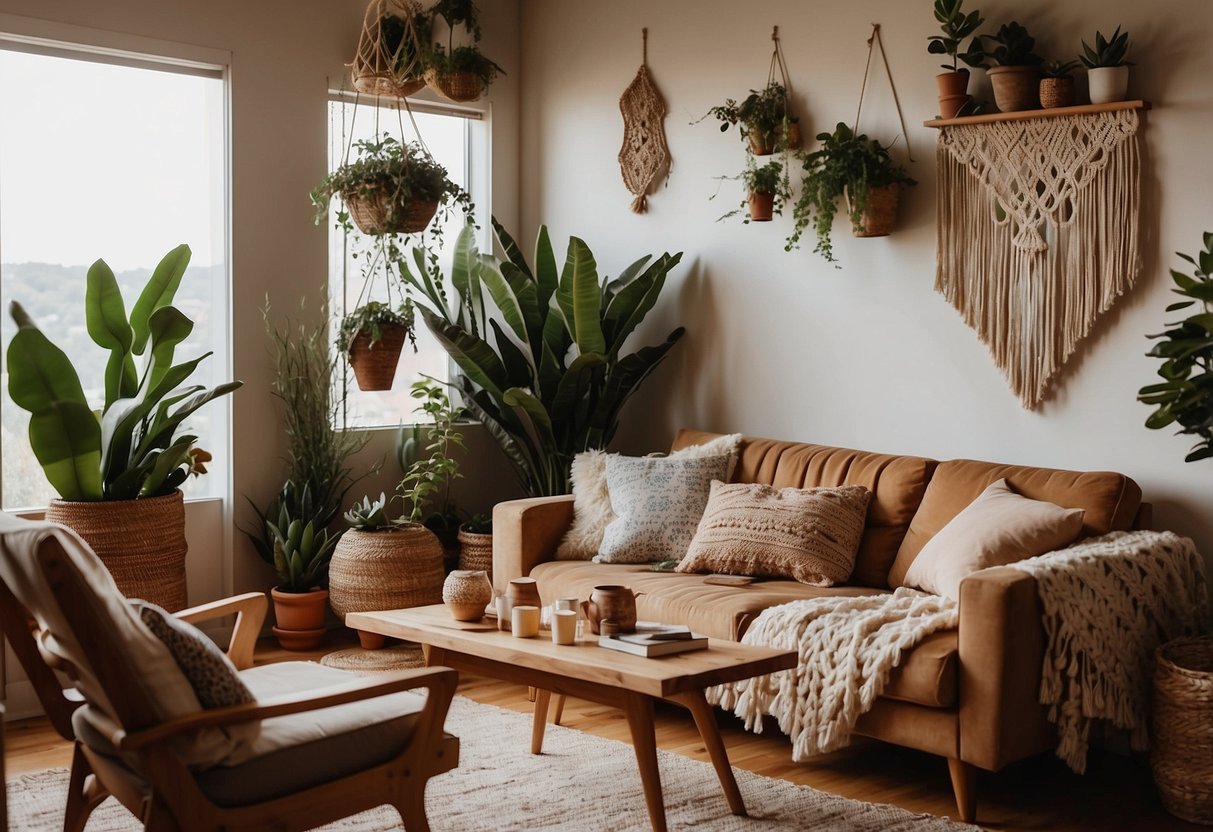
[6,244,241,501]
[398,221,685,497]
[1139,234,1213,462]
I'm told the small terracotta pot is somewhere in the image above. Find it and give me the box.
[748,132,774,156]
[778,122,802,152]
[347,324,408,391]
[1040,76,1075,109]
[937,94,970,119]
[747,191,775,222]
[1088,66,1129,104]
[936,70,970,98]
[987,65,1042,112]
[271,587,328,651]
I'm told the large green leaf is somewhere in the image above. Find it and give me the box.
[557,238,606,356]
[27,404,103,501]
[590,327,685,442]
[130,244,190,355]
[497,261,543,357]
[533,226,558,314]
[137,437,195,498]
[418,307,510,399]
[481,261,532,343]
[85,260,137,407]
[145,306,195,390]
[602,253,682,355]
[489,320,534,387]
[603,255,652,299]
[492,216,533,280]
[134,381,242,465]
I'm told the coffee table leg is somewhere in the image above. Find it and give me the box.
[670,691,746,816]
[622,692,667,832]
[531,689,552,754]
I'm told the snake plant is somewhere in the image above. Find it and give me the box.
[398,221,685,496]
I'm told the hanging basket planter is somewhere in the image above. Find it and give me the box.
[350,0,427,100]
[424,68,485,103]
[347,323,408,391]
[343,188,438,236]
[850,183,903,238]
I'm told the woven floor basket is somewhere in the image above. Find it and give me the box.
[1152,636,1213,824]
[328,524,444,621]
[424,68,484,103]
[347,325,407,391]
[851,184,901,238]
[457,529,493,580]
[46,490,187,612]
[344,190,438,236]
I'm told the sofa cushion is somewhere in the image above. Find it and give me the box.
[889,458,1142,588]
[134,601,256,710]
[673,430,938,588]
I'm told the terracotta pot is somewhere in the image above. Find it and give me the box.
[271,587,328,651]
[778,122,802,152]
[442,570,493,621]
[1039,77,1075,109]
[581,585,641,634]
[1088,66,1129,105]
[937,94,970,119]
[850,183,902,238]
[506,576,543,608]
[747,132,774,156]
[936,70,970,98]
[747,191,775,222]
[47,490,188,611]
[346,324,408,391]
[987,65,1042,112]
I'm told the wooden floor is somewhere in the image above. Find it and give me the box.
[3,631,1199,832]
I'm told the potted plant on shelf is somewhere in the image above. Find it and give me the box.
[6,244,241,611]
[1082,27,1132,105]
[980,21,1043,112]
[702,82,801,156]
[328,380,459,648]
[786,122,917,264]
[926,0,986,118]
[422,0,504,102]
[338,299,416,391]
[1040,60,1081,109]
[310,135,470,237]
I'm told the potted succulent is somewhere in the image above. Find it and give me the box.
[980,21,1043,112]
[262,482,341,650]
[350,0,432,98]
[1138,233,1213,463]
[926,0,986,118]
[422,0,504,102]
[786,123,917,264]
[338,299,417,391]
[1082,27,1132,105]
[702,82,801,156]
[1040,60,1081,109]
[6,244,241,611]
[310,135,470,237]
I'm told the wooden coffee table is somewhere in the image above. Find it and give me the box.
[347,605,796,832]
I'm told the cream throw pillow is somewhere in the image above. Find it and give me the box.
[596,454,731,564]
[902,478,1085,600]
[676,481,871,586]
[555,434,743,560]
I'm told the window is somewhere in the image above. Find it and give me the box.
[0,40,229,510]
[325,94,488,429]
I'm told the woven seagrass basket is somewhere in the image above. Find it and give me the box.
[346,324,408,391]
[328,524,444,623]
[47,490,187,611]
[353,74,426,99]
[851,183,901,238]
[1152,636,1213,824]
[424,68,484,103]
[349,0,426,100]
[457,528,493,579]
[344,189,438,236]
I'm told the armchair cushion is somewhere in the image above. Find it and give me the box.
[134,601,255,710]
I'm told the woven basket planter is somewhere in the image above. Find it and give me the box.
[425,68,484,102]
[344,189,438,236]
[457,529,494,579]
[850,183,902,238]
[46,490,187,611]
[987,65,1041,112]
[1152,636,1213,824]
[350,0,426,101]
[329,524,444,643]
[352,73,426,99]
[1039,76,1075,109]
[347,324,408,391]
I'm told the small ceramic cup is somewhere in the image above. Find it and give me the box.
[551,609,578,645]
[511,605,540,638]
[495,595,513,632]
[554,596,579,613]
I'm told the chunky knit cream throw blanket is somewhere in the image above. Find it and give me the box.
[709,530,1209,772]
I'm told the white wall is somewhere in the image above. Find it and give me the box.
[518,0,1213,567]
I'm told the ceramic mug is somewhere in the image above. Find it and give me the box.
[551,609,577,645]
[511,605,540,638]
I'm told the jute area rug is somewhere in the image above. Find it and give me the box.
[8,695,980,831]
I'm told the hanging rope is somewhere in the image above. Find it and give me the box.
[618,27,670,213]
[767,26,793,96]
[853,23,913,162]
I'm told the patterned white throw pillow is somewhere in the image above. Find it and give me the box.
[596,454,731,564]
[133,601,256,710]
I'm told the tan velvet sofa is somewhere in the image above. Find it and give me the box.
[492,429,1147,822]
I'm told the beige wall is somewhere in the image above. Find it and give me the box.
[516,0,1213,570]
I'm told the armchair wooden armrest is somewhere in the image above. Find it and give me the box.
[114,665,459,752]
[175,592,268,670]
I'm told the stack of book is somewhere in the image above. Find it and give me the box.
[598,621,709,657]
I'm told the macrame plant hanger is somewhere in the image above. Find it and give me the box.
[768,26,794,123]
[852,23,912,162]
[618,28,670,213]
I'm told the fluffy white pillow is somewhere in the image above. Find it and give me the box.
[554,434,742,560]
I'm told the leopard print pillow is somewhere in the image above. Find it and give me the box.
[133,601,256,709]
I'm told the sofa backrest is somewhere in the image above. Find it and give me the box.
[886,458,1144,587]
[673,429,937,588]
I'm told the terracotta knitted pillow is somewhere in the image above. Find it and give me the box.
[676,481,872,586]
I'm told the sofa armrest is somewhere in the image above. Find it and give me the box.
[491,495,575,594]
[957,566,1054,771]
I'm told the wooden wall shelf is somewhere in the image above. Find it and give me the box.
[924,100,1150,129]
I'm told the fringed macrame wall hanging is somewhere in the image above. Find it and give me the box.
[929,102,1150,409]
[619,28,670,213]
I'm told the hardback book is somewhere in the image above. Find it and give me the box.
[598,632,709,657]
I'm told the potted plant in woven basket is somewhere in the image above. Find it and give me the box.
[926,0,986,119]
[6,244,241,612]
[1040,60,1081,109]
[786,122,917,264]
[338,300,417,391]
[329,380,462,648]
[979,21,1043,112]
[457,512,493,578]
[1081,26,1132,105]
[422,0,504,102]
[350,0,431,98]
[701,82,801,157]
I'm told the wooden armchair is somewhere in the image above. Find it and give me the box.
[0,515,459,832]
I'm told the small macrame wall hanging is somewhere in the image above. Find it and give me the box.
[930,102,1149,408]
[618,29,670,213]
